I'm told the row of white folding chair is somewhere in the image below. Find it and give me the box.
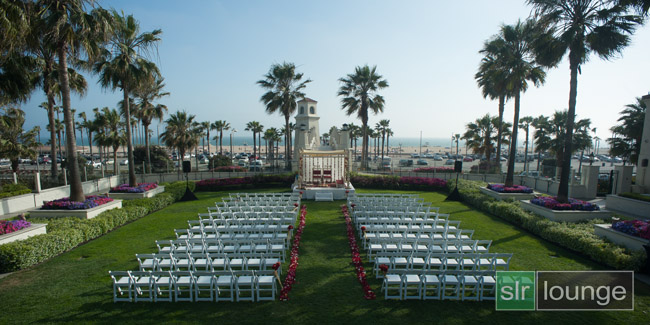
[229,192,297,198]
[217,200,298,208]
[206,210,297,219]
[188,223,292,236]
[373,252,512,276]
[352,212,447,225]
[349,203,430,213]
[156,239,286,259]
[358,222,463,237]
[208,206,297,214]
[367,240,492,261]
[350,193,418,198]
[381,271,498,301]
[137,252,282,273]
[174,230,289,245]
[362,230,473,249]
[110,270,277,302]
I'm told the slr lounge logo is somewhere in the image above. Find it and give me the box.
[496,271,634,311]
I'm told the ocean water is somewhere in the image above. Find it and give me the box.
[62,135,462,148]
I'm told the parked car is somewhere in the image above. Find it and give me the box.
[249,160,263,171]
[399,159,414,167]
[519,171,540,177]
[433,155,442,161]
[463,157,474,162]
[416,159,428,166]
[410,153,420,158]
[444,159,454,165]
[120,159,129,166]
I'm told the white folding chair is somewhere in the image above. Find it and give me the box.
[136,254,158,271]
[441,274,461,300]
[421,274,441,300]
[382,274,402,300]
[152,271,174,302]
[236,273,256,302]
[131,271,154,302]
[109,271,133,302]
[256,275,276,301]
[215,273,235,302]
[174,271,195,302]
[402,274,421,300]
[194,271,217,302]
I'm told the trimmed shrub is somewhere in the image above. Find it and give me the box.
[0,183,32,199]
[0,181,187,273]
[446,179,646,271]
[619,192,650,203]
[350,174,447,191]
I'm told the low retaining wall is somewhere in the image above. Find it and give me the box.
[0,223,47,245]
[107,186,165,200]
[520,200,610,222]
[479,187,536,201]
[605,195,650,218]
[28,200,122,219]
[594,224,649,251]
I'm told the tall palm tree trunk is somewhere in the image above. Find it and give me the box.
[113,147,119,175]
[57,44,84,202]
[285,116,291,170]
[219,130,223,155]
[557,59,579,203]
[144,124,151,173]
[252,132,257,159]
[123,90,136,186]
[496,95,505,166]
[381,133,385,160]
[46,97,58,178]
[88,132,93,161]
[505,92,520,187]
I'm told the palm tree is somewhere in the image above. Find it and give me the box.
[529,0,642,202]
[161,111,196,174]
[519,116,534,173]
[476,37,512,167]
[133,77,168,173]
[461,114,511,162]
[488,19,546,187]
[534,110,593,171]
[386,128,394,155]
[94,10,161,186]
[199,121,211,155]
[0,107,38,173]
[211,120,230,155]
[338,65,389,169]
[257,62,311,170]
[608,97,646,164]
[245,121,263,159]
[95,107,125,175]
[376,119,390,160]
[41,0,111,202]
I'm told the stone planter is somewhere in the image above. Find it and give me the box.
[107,185,165,200]
[0,223,47,245]
[479,187,536,201]
[520,200,610,222]
[605,195,650,218]
[29,199,122,219]
[594,224,650,251]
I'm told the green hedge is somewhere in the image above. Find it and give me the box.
[619,192,650,203]
[447,179,646,271]
[0,181,189,273]
[0,184,32,199]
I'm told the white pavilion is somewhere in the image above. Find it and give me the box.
[292,98,355,200]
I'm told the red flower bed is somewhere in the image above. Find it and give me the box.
[279,205,307,301]
[342,204,376,300]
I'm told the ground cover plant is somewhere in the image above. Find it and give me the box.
[612,220,650,240]
[110,182,158,193]
[41,195,114,210]
[530,196,600,211]
[0,183,32,199]
[487,183,533,193]
[0,219,31,235]
[619,192,650,203]
[0,188,648,324]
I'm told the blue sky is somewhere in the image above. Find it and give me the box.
[20,0,650,146]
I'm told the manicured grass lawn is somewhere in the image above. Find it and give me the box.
[0,189,648,324]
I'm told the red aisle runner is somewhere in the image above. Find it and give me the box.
[279,205,307,301]
[342,204,376,300]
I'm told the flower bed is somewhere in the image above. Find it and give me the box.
[210,166,248,172]
[342,204,376,300]
[41,195,114,210]
[350,174,447,191]
[195,174,295,191]
[611,220,650,240]
[487,183,533,193]
[110,183,158,193]
[412,167,455,173]
[279,205,307,301]
[530,196,599,211]
[0,220,31,235]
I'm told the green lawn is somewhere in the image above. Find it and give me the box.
[0,189,648,324]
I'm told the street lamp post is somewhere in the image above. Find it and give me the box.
[230,129,237,161]
[419,131,422,157]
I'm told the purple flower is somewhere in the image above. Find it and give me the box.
[110,183,158,193]
[0,220,31,235]
[530,196,599,211]
[487,183,533,193]
[42,195,114,210]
